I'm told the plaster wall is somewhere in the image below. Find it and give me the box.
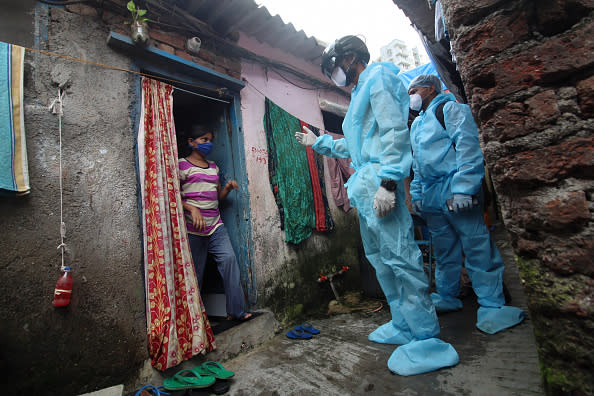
[0,5,146,394]
[238,33,361,315]
[0,0,37,48]
[0,3,363,394]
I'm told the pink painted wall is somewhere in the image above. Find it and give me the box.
[238,33,353,297]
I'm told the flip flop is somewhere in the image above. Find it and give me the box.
[162,369,216,390]
[294,322,320,335]
[134,385,170,396]
[208,379,231,395]
[192,361,235,380]
[286,328,313,339]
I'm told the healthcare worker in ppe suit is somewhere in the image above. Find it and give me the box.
[408,74,525,334]
[295,36,458,376]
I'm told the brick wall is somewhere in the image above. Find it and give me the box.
[441,0,594,393]
[98,3,242,80]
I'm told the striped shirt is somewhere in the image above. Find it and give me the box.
[179,158,222,236]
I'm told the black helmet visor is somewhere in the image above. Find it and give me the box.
[321,43,340,80]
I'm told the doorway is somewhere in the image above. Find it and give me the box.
[172,87,255,313]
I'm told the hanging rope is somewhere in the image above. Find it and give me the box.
[49,88,67,271]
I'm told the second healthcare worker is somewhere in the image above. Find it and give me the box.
[408,74,525,334]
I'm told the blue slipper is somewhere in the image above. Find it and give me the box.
[294,322,320,335]
[134,385,170,395]
[286,328,313,339]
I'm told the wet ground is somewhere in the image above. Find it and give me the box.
[215,223,543,395]
[136,222,544,395]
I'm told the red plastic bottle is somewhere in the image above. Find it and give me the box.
[53,266,73,307]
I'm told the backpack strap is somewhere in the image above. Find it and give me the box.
[435,100,455,150]
[435,101,447,131]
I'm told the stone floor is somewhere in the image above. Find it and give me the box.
[127,222,544,395]
[222,223,542,395]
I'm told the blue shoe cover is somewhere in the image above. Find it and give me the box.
[431,293,463,313]
[368,321,413,345]
[476,305,525,334]
[387,338,459,376]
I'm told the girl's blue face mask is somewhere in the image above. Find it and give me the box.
[190,141,213,155]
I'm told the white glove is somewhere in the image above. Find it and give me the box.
[451,194,473,212]
[373,186,396,218]
[294,126,318,147]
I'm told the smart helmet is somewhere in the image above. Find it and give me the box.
[321,35,370,82]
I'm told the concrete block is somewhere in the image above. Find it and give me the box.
[78,384,123,396]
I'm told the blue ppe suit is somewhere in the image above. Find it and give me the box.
[409,93,524,333]
[313,63,458,374]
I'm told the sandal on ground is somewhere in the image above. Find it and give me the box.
[162,369,216,390]
[294,322,320,335]
[286,328,313,339]
[226,312,253,321]
[134,384,170,396]
[209,379,231,395]
[192,361,235,379]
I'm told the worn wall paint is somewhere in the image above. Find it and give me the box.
[0,6,146,395]
[0,3,364,393]
[238,33,362,315]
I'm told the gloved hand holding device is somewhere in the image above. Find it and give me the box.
[447,194,474,212]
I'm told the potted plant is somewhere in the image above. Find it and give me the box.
[125,0,150,46]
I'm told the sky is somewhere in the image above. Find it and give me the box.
[254,0,428,62]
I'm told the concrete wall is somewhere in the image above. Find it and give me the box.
[437,1,594,394]
[0,5,146,395]
[0,3,363,394]
[238,34,362,320]
[0,0,37,48]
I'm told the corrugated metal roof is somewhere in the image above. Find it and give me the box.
[163,0,327,63]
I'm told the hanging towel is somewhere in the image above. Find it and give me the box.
[324,131,355,212]
[264,98,333,244]
[0,41,29,195]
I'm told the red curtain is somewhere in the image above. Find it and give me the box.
[138,77,215,370]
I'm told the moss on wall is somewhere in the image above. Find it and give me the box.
[517,257,594,395]
[261,212,362,325]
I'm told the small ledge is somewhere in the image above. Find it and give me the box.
[106,31,245,93]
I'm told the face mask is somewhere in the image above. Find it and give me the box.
[409,93,423,111]
[196,142,213,155]
[330,66,347,87]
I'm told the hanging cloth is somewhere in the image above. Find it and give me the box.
[434,0,449,42]
[415,27,468,104]
[324,132,355,212]
[264,98,333,244]
[138,77,215,370]
[0,41,29,195]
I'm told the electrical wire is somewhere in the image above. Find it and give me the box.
[243,78,329,133]
[38,0,94,5]
[40,0,347,97]
[24,46,231,99]
[270,68,319,91]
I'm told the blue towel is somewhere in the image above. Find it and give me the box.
[0,41,29,195]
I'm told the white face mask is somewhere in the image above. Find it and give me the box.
[330,66,347,87]
[409,93,423,111]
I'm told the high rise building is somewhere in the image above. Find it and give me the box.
[379,39,426,71]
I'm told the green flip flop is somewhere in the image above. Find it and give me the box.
[192,361,235,379]
[162,368,216,390]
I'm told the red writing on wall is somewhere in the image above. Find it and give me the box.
[251,146,268,165]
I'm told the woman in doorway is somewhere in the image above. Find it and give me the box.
[179,125,252,321]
